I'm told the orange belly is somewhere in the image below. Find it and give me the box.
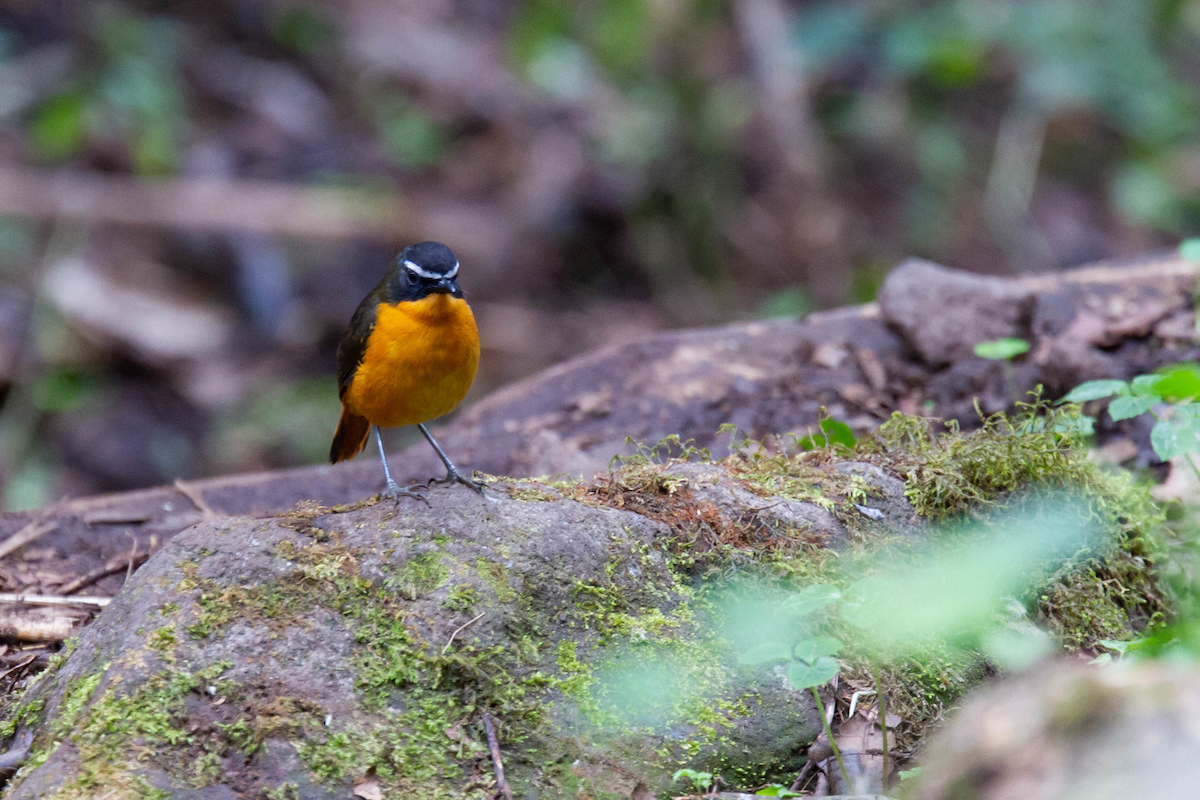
[344,294,479,428]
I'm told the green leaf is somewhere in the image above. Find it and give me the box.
[797,418,856,451]
[780,584,841,618]
[973,337,1030,360]
[1061,380,1129,402]
[819,417,857,449]
[786,656,840,689]
[31,90,89,162]
[792,635,842,662]
[672,769,713,790]
[1130,373,1166,397]
[1108,394,1158,422]
[1151,417,1200,460]
[1180,238,1200,262]
[755,786,805,797]
[1153,364,1200,402]
[738,640,794,666]
[1150,419,1181,460]
[840,496,1098,656]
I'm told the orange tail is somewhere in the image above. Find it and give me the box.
[330,406,371,464]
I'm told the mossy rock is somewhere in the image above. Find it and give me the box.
[0,405,1168,797]
[0,489,829,799]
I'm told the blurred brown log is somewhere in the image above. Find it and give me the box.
[0,168,411,240]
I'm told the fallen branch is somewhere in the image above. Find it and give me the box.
[482,713,513,800]
[0,613,77,642]
[0,593,110,608]
[0,167,411,240]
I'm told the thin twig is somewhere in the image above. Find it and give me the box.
[0,517,56,561]
[174,478,218,519]
[482,713,513,800]
[441,612,484,655]
[58,552,149,595]
[0,593,110,608]
[0,653,36,683]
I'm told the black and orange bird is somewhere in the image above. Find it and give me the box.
[329,241,484,499]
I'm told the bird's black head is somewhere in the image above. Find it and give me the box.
[387,241,464,301]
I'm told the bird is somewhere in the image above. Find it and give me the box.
[329,241,484,499]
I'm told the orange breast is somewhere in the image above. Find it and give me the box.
[344,294,479,428]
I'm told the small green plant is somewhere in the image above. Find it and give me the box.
[797,416,857,451]
[975,337,1030,404]
[737,584,852,790]
[1063,363,1200,480]
[673,768,715,793]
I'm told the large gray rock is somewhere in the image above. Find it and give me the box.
[2,470,856,799]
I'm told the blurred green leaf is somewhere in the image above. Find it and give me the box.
[780,584,842,617]
[792,635,842,663]
[1153,364,1200,402]
[1111,161,1179,227]
[1061,380,1130,403]
[673,769,713,790]
[1151,412,1200,461]
[374,96,445,168]
[786,656,839,689]
[1107,394,1158,422]
[980,625,1055,670]
[1180,239,1200,262]
[270,6,336,55]
[1130,373,1166,397]
[841,495,1100,656]
[974,338,1030,361]
[30,370,98,413]
[30,91,89,162]
[589,0,651,76]
[738,641,793,666]
[757,287,813,320]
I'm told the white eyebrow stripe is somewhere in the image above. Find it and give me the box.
[445,261,459,279]
[403,259,441,280]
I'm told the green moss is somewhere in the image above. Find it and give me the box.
[442,584,479,613]
[385,551,449,600]
[23,661,233,799]
[474,557,517,603]
[148,626,178,652]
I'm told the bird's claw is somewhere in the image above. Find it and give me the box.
[382,481,430,505]
[431,469,488,497]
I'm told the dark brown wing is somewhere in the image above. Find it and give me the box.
[335,287,383,400]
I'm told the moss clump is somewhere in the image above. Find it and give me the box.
[584,399,1167,763]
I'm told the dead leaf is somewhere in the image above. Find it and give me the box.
[853,345,888,390]
[630,782,655,800]
[812,340,849,369]
[1151,455,1200,502]
[352,774,383,800]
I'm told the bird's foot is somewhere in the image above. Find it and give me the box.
[432,468,488,497]
[381,480,429,504]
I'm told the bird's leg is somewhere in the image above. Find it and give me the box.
[374,426,427,502]
[418,423,486,495]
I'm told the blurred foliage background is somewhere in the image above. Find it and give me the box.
[0,0,1197,509]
